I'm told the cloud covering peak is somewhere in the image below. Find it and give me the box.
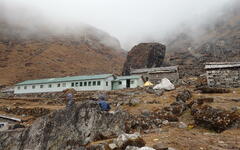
[1,0,237,49]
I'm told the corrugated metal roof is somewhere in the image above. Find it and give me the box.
[16,74,113,85]
[205,62,240,69]
[131,66,178,74]
[114,75,141,81]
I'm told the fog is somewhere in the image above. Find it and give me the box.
[1,0,237,50]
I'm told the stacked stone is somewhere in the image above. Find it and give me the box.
[206,68,240,88]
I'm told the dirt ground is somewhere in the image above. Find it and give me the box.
[143,127,240,150]
[0,97,64,125]
[0,86,240,149]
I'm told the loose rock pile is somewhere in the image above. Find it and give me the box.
[0,106,50,117]
[126,90,192,131]
[196,87,231,93]
[191,105,240,132]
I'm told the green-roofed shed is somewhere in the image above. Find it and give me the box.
[112,75,143,90]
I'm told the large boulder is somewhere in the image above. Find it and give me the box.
[123,43,166,75]
[114,132,146,149]
[125,146,156,150]
[0,101,130,150]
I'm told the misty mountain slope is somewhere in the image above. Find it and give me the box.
[0,20,126,85]
[164,3,240,76]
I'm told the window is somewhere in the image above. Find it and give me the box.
[88,81,92,86]
[84,82,87,86]
[80,82,83,86]
[93,81,96,86]
[62,83,66,87]
[75,82,79,87]
[48,84,52,88]
[17,86,21,90]
[119,81,122,85]
[24,86,27,89]
[97,81,101,86]
[57,83,61,87]
[32,85,35,89]
[40,85,44,88]
[106,81,108,86]
[71,82,74,87]
[130,80,134,84]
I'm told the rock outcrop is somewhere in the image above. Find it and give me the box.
[0,101,130,150]
[123,43,166,75]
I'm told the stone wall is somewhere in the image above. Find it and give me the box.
[206,68,240,88]
[138,72,179,84]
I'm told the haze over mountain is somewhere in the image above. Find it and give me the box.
[164,0,240,76]
[0,0,240,84]
[0,3,126,85]
[1,0,237,49]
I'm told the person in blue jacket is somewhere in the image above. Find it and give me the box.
[98,94,111,111]
[66,92,74,108]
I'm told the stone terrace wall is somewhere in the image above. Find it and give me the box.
[148,72,179,84]
[139,72,179,84]
[206,68,240,88]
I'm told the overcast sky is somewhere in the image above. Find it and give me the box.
[1,0,236,49]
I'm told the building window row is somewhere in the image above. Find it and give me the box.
[17,80,104,90]
[71,81,101,87]
[18,82,67,90]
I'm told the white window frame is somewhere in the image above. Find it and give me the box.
[62,83,66,87]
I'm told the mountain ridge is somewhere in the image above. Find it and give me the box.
[0,17,126,85]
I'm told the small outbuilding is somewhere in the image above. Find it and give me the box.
[205,62,240,88]
[130,66,179,84]
[112,75,143,90]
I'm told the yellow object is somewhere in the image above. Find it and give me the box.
[144,81,153,86]
[188,124,195,129]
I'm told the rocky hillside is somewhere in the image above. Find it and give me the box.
[0,16,126,85]
[164,1,240,77]
[1,86,240,149]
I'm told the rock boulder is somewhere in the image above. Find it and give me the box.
[123,43,166,75]
[0,101,130,150]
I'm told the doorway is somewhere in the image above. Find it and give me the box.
[126,79,131,88]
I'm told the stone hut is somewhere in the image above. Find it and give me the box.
[205,62,240,88]
[130,66,179,84]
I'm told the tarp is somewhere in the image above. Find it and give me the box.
[153,78,175,91]
[144,81,153,87]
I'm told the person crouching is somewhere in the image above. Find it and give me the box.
[98,94,111,111]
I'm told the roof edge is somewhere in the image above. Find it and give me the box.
[16,74,113,86]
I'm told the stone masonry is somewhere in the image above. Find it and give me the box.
[206,67,240,88]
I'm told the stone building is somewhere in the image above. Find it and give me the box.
[130,66,179,84]
[205,62,240,88]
